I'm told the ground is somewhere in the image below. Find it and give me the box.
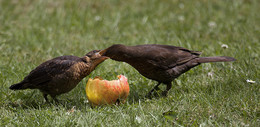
[0,0,259,126]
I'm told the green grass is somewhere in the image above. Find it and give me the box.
[0,0,259,126]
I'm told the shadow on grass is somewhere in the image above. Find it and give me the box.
[5,82,182,110]
[5,94,152,111]
[5,97,87,111]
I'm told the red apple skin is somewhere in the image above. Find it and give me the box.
[86,75,129,106]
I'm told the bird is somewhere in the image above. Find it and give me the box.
[100,44,236,98]
[9,50,109,102]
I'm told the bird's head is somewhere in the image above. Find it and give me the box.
[83,50,109,66]
[99,44,126,60]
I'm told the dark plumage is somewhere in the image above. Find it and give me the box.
[101,44,236,98]
[10,50,109,102]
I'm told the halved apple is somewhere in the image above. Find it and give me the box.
[86,75,129,106]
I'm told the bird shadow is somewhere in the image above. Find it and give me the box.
[126,88,166,105]
[6,100,48,110]
[5,84,166,110]
[6,98,87,111]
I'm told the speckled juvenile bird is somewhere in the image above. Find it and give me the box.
[9,50,109,102]
[101,44,236,98]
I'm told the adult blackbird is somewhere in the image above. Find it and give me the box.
[9,50,109,102]
[101,44,236,98]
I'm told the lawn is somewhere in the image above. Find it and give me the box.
[0,0,259,126]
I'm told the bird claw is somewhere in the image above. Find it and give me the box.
[53,98,60,103]
[145,93,152,99]
[145,89,170,99]
[145,90,161,99]
[161,91,168,97]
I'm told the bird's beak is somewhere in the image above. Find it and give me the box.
[99,56,109,61]
[91,52,109,66]
[93,56,109,66]
[99,48,108,56]
[97,50,110,61]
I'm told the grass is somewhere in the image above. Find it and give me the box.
[0,0,259,126]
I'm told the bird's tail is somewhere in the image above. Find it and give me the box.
[9,81,29,90]
[196,56,236,63]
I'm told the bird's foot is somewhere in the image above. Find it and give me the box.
[145,90,161,99]
[145,82,162,99]
[145,92,152,99]
[146,90,170,99]
[161,91,168,97]
[47,96,60,105]
[43,93,49,103]
[53,98,60,104]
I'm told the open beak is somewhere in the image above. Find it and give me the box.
[100,56,109,61]
[97,50,110,60]
[92,55,109,66]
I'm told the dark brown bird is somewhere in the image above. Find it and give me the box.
[9,50,109,102]
[101,44,236,98]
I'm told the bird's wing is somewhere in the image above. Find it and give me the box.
[133,45,201,69]
[24,56,80,86]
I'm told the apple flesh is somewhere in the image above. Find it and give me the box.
[86,75,129,106]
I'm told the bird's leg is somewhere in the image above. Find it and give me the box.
[51,95,59,103]
[146,82,161,98]
[115,99,120,105]
[162,82,172,96]
[43,93,49,103]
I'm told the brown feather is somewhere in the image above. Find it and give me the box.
[9,51,108,102]
[102,44,236,97]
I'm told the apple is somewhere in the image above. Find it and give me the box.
[86,75,129,106]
